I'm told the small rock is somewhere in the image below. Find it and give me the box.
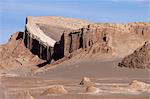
[129,80,150,91]
[80,77,100,93]
[79,77,94,87]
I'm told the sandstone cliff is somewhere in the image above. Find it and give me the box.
[64,22,150,58]
[24,16,91,64]
[0,16,91,75]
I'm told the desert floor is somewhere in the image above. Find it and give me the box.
[0,58,150,99]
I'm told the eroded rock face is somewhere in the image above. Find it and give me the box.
[23,17,150,66]
[42,85,68,95]
[64,22,150,58]
[1,16,150,72]
[64,24,113,57]
[0,32,42,75]
[16,91,34,99]
[118,41,150,69]
[24,16,91,63]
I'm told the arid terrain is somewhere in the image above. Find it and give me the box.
[0,16,150,99]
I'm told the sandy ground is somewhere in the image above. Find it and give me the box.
[0,58,150,99]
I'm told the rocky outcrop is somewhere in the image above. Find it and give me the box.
[23,16,150,66]
[64,22,150,58]
[8,21,150,69]
[64,25,113,57]
[118,41,150,69]
[79,77,95,87]
[0,32,42,75]
[1,16,150,71]
[24,16,90,64]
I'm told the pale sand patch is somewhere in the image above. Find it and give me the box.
[41,85,68,95]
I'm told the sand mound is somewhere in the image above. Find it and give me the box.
[80,77,100,93]
[118,41,150,69]
[79,77,95,87]
[129,80,150,92]
[86,86,100,93]
[0,32,43,75]
[42,85,68,95]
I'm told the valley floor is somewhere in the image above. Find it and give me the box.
[0,58,150,99]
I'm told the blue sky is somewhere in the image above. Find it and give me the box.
[0,0,149,44]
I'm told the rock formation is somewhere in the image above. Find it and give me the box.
[21,16,150,66]
[0,16,150,74]
[24,16,90,64]
[0,16,90,74]
[0,32,42,75]
[129,80,150,92]
[63,22,150,58]
[118,41,150,69]
[79,77,95,87]
[64,25,112,57]
[79,77,100,93]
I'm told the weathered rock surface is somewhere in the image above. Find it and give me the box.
[118,41,150,69]
[64,23,150,58]
[0,16,90,74]
[0,32,42,75]
[24,16,91,64]
[24,16,150,66]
